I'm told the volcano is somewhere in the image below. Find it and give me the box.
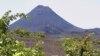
[9,5,84,34]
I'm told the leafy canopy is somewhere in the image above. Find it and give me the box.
[0,10,45,56]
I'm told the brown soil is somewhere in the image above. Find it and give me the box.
[16,37,66,56]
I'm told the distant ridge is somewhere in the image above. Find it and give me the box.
[9,5,84,35]
[87,28,100,35]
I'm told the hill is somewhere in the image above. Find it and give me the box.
[9,5,84,35]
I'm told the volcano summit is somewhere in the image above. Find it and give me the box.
[9,5,83,35]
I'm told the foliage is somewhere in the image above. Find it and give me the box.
[12,29,46,39]
[0,10,27,33]
[61,33,100,56]
[0,10,45,56]
[0,33,44,56]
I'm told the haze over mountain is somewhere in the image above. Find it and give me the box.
[9,5,84,34]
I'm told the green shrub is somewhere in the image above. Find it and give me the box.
[0,10,45,56]
[61,33,100,56]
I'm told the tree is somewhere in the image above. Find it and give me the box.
[61,33,100,56]
[0,10,45,56]
[0,10,27,33]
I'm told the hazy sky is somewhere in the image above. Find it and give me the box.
[0,0,100,29]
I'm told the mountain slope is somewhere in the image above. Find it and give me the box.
[9,5,84,34]
[87,28,100,35]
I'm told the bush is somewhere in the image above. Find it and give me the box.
[61,33,100,56]
[0,11,45,56]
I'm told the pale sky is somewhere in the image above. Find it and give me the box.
[0,0,100,29]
